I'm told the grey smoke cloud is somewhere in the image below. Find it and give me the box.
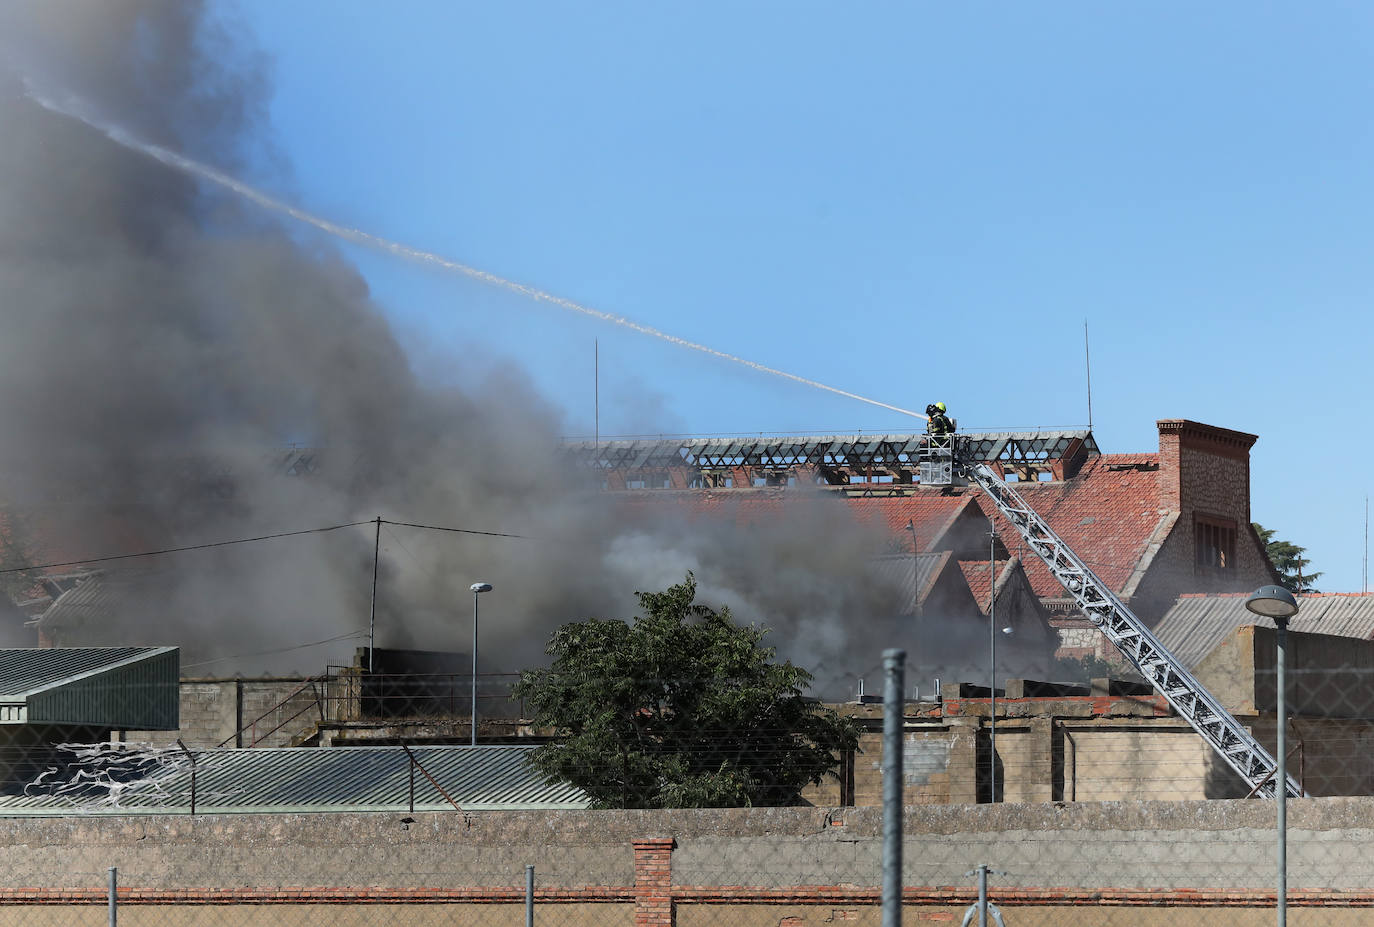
[0,0,905,696]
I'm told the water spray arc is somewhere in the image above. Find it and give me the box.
[22,82,927,423]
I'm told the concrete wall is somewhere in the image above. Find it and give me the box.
[806,686,1374,807]
[126,678,323,749]
[4,802,1374,924]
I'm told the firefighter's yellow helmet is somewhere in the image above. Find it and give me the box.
[935,402,947,413]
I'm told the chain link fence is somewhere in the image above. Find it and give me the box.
[2,650,1374,926]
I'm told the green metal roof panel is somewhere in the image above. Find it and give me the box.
[0,648,155,697]
[0,744,588,815]
[27,649,180,729]
[0,648,179,729]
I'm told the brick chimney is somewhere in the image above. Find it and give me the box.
[1128,420,1273,612]
[1155,420,1258,518]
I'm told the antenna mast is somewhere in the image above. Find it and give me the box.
[1084,320,1094,433]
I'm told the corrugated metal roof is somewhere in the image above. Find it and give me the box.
[0,744,588,816]
[0,647,180,729]
[0,647,166,697]
[1154,594,1374,670]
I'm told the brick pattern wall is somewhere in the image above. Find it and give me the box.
[635,838,677,927]
[1137,421,1274,625]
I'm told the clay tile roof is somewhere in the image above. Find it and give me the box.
[844,494,973,553]
[605,452,1170,602]
[612,489,792,528]
[972,454,1168,598]
[957,559,994,607]
[871,552,950,615]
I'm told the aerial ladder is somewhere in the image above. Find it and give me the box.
[921,435,1303,799]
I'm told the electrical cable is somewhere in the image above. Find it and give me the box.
[381,525,448,586]
[0,517,530,577]
[0,521,374,575]
[383,519,527,540]
[181,628,369,670]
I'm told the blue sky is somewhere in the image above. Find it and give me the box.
[228,2,1372,592]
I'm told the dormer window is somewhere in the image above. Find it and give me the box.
[1195,516,1237,570]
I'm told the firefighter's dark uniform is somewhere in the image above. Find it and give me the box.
[926,404,954,450]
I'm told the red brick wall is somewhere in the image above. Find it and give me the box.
[635,838,677,927]
[1139,421,1274,623]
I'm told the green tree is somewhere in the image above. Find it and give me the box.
[1253,523,1321,592]
[514,575,858,809]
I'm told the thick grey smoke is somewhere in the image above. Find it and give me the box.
[0,0,905,696]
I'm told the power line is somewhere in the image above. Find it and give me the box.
[384,519,527,540]
[181,628,368,670]
[0,513,530,579]
[0,517,532,577]
[0,521,373,576]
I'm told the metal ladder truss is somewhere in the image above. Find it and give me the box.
[960,456,1302,799]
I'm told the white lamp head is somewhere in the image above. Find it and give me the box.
[1244,585,1298,620]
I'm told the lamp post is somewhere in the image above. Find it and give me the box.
[988,533,1013,802]
[1245,584,1300,927]
[469,582,493,747]
[906,519,921,623]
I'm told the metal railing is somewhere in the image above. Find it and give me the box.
[217,672,527,749]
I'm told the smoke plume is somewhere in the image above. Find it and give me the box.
[0,0,906,697]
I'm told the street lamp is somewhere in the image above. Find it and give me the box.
[469,582,493,747]
[989,617,1013,803]
[987,533,1013,802]
[1245,584,1300,927]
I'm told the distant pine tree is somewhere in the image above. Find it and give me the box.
[1253,523,1321,592]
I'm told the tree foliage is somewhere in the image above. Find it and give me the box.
[513,575,859,809]
[1253,523,1321,592]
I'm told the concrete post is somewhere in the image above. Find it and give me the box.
[525,863,535,927]
[883,648,905,927]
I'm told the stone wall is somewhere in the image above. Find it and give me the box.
[4,802,1374,924]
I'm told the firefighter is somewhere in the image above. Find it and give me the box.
[926,402,954,437]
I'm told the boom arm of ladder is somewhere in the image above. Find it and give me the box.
[958,457,1303,799]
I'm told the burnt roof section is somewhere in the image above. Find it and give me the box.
[561,430,1099,473]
